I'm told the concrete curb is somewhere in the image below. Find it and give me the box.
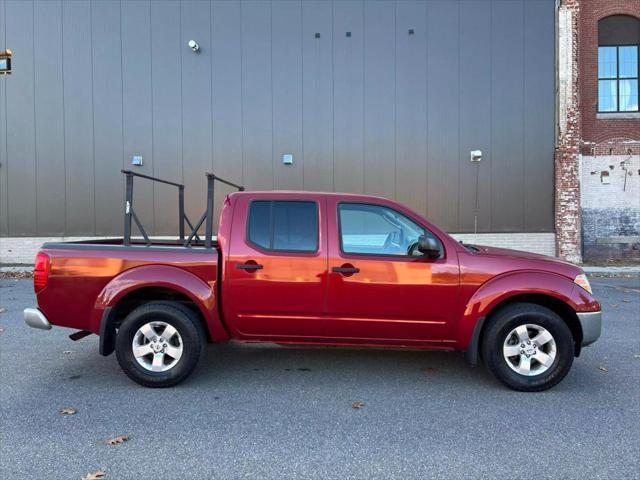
[582,266,640,274]
[1,266,33,273]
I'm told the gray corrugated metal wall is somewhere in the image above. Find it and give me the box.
[0,0,555,237]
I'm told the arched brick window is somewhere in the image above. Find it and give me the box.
[598,15,640,113]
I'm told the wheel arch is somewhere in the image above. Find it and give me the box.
[462,272,584,366]
[482,294,582,359]
[93,265,228,356]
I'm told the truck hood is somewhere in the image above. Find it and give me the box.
[466,244,582,280]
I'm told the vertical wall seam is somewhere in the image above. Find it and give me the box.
[89,0,96,234]
[362,0,367,194]
[179,0,184,185]
[32,0,38,234]
[359,0,364,194]
[148,0,154,233]
[393,0,397,200]
[240,0,245,186]
[270,0,274,189]
[489,0,493,231]
[209,0,214,180]
[521,0,526,232]
[331,0,335,192]
[61,0,67,235]
[424,0,429,217]
[331,0,335,191]
[456,0,464,231]
[3,0,8,234]
[119,0,126,230]
[238,1,244,187]
[300,0,304,189]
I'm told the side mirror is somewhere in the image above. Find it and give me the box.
[417,235,441,258]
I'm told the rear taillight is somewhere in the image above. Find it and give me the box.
[34,252,50,293]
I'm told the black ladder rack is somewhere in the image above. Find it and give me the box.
[122,169,244,248]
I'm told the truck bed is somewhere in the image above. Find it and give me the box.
[36,239,219,335]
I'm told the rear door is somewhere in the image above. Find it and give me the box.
[324,198,460,345]
[223,194,328,340]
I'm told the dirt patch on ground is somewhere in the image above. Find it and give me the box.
[0,271,32,279]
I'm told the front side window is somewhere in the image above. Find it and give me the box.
[598,15,640,113]
[247,200,318,253]
[338,203,434,257]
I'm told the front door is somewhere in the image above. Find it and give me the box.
[324,199,459,345]
[223,195,328,340]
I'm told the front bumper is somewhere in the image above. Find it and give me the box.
[24,308,52,330]
[577,310,601,346]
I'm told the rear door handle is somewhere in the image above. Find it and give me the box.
[332,266,360,274]
[236,262,263,271]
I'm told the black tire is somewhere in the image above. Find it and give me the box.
[115,301,205,388]
[481,303,574,392]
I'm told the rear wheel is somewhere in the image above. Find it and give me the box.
[481,303,574,392]
[115,302,205,388]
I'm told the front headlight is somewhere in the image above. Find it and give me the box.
[574,273,592,294]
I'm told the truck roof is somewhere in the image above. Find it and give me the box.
[228,190,390,202]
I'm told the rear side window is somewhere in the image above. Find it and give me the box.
[247,201,318,253]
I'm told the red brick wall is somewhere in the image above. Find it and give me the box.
[579,0,640,147]
[574,1,640,264]
[556,0,640,264]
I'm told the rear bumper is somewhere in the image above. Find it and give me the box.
[24,308,52,330]
[577,310,601,346]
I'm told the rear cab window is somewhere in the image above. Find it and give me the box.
[247,200,318,253]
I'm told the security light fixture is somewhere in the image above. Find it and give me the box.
[470,150,482,162]
[188,40,200,52]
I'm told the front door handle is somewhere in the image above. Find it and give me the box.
[236,262,263,271]
[332,265,360,274]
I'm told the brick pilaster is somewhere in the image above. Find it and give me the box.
[555,0,582,264]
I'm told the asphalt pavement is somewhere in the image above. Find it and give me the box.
[0,276,638,479]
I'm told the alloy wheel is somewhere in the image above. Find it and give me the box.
[132,321,183,372]
[503,323,557,376]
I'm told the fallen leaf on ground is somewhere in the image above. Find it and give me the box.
[598,366,608,372]
[0,327,4,333]
[60,407,77,416]
[352,401,365,409]
[105,435,129,445]
[63,350,74,355]
[622,299,631,303]
[633,354,640,359]
[609,304,618,307]
[82,469,106,480]
[0,307,7,314]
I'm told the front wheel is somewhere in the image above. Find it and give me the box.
[115,302,205,388]
[481,303,574,392]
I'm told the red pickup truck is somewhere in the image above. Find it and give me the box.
[24,174,601,391]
